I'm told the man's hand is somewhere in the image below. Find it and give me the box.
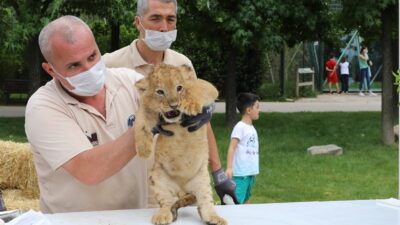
[152,115,174,136]
[212,168,239,205]
[181,103,215,132]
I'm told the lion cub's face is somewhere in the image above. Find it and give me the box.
[136,64,196,123]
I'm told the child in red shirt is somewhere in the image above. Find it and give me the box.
[326,54,339,94]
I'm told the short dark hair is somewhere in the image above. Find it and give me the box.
[360,46,368,53]
[236,92,260,115]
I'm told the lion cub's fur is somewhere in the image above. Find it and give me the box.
[135,64,226,225]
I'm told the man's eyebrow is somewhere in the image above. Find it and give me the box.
[66,61,80,69]
[148,14,176,19]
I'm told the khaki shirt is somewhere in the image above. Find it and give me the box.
[25,68,147,213]
[102,39,195,76]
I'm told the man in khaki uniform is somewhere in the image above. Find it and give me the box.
[103,0,239,205]
[25,15,147,213]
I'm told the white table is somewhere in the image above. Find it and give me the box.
[46,200,399,225]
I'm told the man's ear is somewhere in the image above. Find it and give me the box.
[135,16,143,37]
[179,64,196,81]
[42,62,57,79]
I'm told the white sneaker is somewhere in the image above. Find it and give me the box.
[358,92,365,96]
[369,91,377,96]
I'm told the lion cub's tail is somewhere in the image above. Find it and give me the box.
[170,193,197,222]
[173,193,197,209]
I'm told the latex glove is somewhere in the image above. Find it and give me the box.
[151,115,174,136]
[212,168,239,205]
[181,103,215,132]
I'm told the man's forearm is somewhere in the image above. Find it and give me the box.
[207,122,222,171]
[62,127,137,185]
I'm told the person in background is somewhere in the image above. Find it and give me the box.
[102,0,238,205]
[339,56,350,94]
[326,54,340,94]
[358,46,377,96]
[225,93,260,204]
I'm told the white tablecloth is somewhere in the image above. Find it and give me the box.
[45,199,400,225]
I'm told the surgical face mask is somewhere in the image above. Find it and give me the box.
[51,60,106,96]
[140,20,177,51]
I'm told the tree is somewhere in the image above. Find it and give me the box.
[178,0,334,127]
[1,0,65,94]
[1,0,138,96]
[340,0,399,145]
[62,0,137,52]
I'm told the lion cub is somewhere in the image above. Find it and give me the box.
[135,64,227,225]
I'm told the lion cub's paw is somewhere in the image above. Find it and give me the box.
[136,141,152,159]
[205,215,227,225]
[182,101,203,116]
[152,208,174,225]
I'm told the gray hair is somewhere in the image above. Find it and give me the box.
[38,15,93,62]
[137,0,177,18]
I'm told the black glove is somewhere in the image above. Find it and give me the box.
[181,103,215,132]
[0,190,6,211]
[151,115,174,136]
[212,168,239,205]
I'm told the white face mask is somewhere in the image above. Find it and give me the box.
[51,60,106,96]
[140,20,177,51]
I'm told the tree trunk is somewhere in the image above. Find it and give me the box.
[110,23,120,52]
[381,5,395,145]
[224,48,237,128]
[25,34,44,95]
[318,42,325,92]
[392,35,399,118]
[279,44,285,96]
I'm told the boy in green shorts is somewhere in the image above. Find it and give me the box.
[225,92,260,204]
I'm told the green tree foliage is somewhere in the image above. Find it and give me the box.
[340,0,399,145]
[177,0,335,127]
[340,0,398,44]
[0,0,138,95]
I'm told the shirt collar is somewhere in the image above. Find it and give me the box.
[131,39,175,67]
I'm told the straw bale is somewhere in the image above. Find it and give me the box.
[0,141,39,198]
[2,189,39,211]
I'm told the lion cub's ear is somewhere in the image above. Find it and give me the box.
[135,78,148,93]
[179,64,196,81]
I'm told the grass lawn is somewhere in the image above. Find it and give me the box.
[212,112,397,203]
[0,112,397,203]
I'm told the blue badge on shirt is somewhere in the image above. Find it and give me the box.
[127,114,136,128]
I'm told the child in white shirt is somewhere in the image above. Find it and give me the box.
[225,92,260,204]
[339,56,350,93]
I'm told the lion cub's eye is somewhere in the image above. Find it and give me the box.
[156,89,165,95]
[176,85,183,92]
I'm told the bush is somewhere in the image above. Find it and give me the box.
[257,81,318,101]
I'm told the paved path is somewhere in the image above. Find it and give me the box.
[0,93,381,117]
[215,93,381,113]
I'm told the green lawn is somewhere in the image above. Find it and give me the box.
[212,112,397,203]
[0,112,397,204]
